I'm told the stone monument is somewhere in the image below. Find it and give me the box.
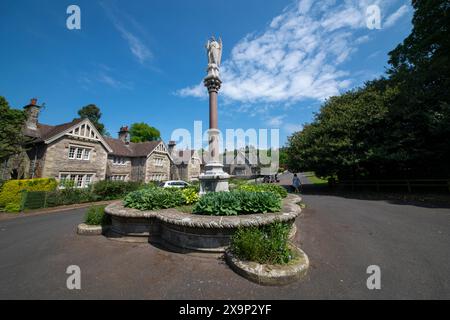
[199,36,230,194]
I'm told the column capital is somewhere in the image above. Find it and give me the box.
[204,77,222,93]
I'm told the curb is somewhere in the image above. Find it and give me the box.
[77,223,108,236]
[225,244,309,286]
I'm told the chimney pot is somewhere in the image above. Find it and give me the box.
[30,98,37,106]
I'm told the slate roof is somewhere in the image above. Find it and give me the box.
[24,119,162,157]
[104,137,162,157]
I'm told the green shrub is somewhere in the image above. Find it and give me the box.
[46,187,99,207]
[124,187,185,210]
[0,178,58,212]
[230,222,293,264]
[92,180,142,200]
[237,183,288,198]
[193,190,281,216]
[181,187,200,205]
[84,205,110,226]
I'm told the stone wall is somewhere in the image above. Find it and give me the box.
[42,137,108,182]
[130,157,146,182]
[106,156,132,180]
[145,152,171,182]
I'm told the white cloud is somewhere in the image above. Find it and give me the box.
[101,2,152,64]
[179,0,404,105]
[384,5,410,28]
[115,24,152,64]
[176,82,206,98]
[267,115,286,127]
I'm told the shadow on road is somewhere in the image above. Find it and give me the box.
[278,173,450,209]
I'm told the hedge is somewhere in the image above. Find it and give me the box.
[0,178,58,212]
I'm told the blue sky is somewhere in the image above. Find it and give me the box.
[0,0,413,147]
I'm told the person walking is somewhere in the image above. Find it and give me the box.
[292,173,301,193]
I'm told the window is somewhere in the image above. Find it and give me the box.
[85,175,92,186]
[113,156,126,165]
[76,175,83,187]
[154,157,164,166]
[68,146,91,161]
[83,149,90,160]
[110,175,127,181]
[59,173,94,189]
[69,147,76,159]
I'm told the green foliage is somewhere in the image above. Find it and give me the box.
[76,104,106,135]
[129,122,161,143]
[237,183,288,198]
[181,187,200,205]
[193,191,281,216]
[46,187,99,207]
[230,222,293,265]
[0,96,27,160]
[286,2,450,180]
[92,180,142,200]
[84,205,110,226]
[0,178,58,212]
[124,187,185,210]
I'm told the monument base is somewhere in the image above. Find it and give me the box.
[199,162,229,195]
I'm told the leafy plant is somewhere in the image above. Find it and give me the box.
[193,190,281,216]
[84,205,110,226]
[123,187,185,210]
[237,184,288,198]
[0,178,58,212]
[230,222,293,265]
[181,187,200,205]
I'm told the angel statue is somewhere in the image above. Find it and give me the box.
[206,36,222,67]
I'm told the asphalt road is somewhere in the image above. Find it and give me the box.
[0,173,449,299]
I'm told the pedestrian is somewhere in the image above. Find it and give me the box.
[292,173,301,193]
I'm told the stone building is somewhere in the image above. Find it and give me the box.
[168,141,202,182]
[222,149,260,177]
[1,99,172,186]
[104,126,172,183]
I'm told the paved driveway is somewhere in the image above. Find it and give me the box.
[1,175,449,299]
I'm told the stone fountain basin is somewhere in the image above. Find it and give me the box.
[104,194,302,253]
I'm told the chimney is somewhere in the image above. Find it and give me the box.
[118,126,129,143]
[23,98,41,130]
[168,140,176,155]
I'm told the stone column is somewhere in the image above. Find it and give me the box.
[199,69,229,194]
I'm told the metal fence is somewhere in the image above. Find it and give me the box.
[20,191,49,211]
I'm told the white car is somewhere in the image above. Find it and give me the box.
[159,180,190,188]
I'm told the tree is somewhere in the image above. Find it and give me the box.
[76,104,106,135]
[286,1,450,179]
[129,122,161,143]
[386,0,450,177]
[0,96,27,160]
[287,80,397,179]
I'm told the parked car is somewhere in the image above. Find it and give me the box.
[159,180,190,188]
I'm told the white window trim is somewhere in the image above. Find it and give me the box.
[68,145,92,161]
[112,156,127,166]
[58,172,95,189]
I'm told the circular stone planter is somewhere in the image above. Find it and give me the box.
[225,244,309,286]
[104,194,302,252]
[77,223,108,236]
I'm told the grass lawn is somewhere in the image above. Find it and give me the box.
[304,172,328,186]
